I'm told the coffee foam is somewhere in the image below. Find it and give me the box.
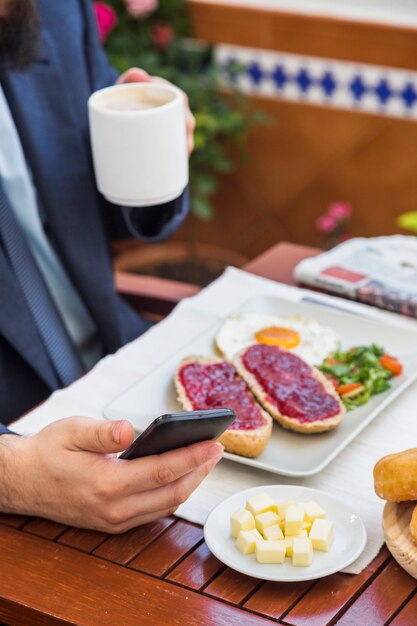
[98,86,175,112]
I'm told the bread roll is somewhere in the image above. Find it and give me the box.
[374,449,417,502]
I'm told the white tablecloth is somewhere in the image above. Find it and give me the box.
[13,268,417,574]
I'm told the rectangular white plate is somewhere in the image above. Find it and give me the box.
[104,294,417,476]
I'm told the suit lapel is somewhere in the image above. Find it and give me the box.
[1,29,122,353]
[0,184,58,389]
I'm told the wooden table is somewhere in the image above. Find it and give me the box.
[1,242,416,626]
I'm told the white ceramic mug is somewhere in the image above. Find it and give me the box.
[88,83,188,207]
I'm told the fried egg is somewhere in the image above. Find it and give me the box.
[215,312,340,365]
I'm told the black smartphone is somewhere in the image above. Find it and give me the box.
[118,408,236,460]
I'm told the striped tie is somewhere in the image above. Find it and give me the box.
[0,188,85,387]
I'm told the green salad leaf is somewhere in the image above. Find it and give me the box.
[319,344,397,410]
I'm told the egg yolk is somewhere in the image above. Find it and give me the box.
[254,326,301,349]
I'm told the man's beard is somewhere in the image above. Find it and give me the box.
[0,0,40,71]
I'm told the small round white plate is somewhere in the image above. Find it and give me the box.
[204,485,367,582]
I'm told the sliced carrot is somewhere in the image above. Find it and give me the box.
[337,382,364,397]
[379,354,403,376]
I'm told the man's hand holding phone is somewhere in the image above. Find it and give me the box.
[0,416,224,533]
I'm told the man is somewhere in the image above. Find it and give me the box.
[0,0,224,532]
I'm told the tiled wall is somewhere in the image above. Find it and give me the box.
[216,45,417,119]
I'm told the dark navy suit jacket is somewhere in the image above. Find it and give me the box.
[0,0,188,424]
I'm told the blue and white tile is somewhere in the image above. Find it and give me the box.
[214,44,417,119]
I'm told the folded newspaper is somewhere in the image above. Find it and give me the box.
[294,235,417,318]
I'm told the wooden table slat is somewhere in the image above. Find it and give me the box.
[243,242,318,286]
[0,513,30,529]
[166,541,224,590]
[23,518,68,540]
[283,547,390,626]
[332,560,417,626]
[93,516,176,565]
[129,520,204,577]
[204,567,262,605]
[243,580,316,620]
[0,525,273,626]
[389,591,417,626]
[58,527,109,553]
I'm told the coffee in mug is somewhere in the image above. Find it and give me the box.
[100,87,171,111]
[88,83,188,206]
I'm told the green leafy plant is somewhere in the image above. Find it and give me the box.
[97,0,263,220]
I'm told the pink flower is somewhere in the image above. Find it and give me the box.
[125,0,158,17]
[151,22,174,49]
[94,2,117,43]
[316,214,338,234]
[328,202,352,220]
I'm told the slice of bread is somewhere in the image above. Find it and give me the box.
[175,355,272,458]
[234,347,345,434]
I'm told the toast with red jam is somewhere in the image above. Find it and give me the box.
[175,356,272,457]
[234,344,345,434]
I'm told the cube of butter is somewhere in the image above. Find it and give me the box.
[230,508,255,537]
[309,518,334,552]
[256,540,286,564]
[303,501,326,524]
[236,529,263,555]
[297,502,308,520]
[263,524,284,541]
[277,501,294,519]
[255,511,281,535]
[285,505,305,536]
[292,535,313,566]
[284,530,307,557]
[246,493,278,517]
